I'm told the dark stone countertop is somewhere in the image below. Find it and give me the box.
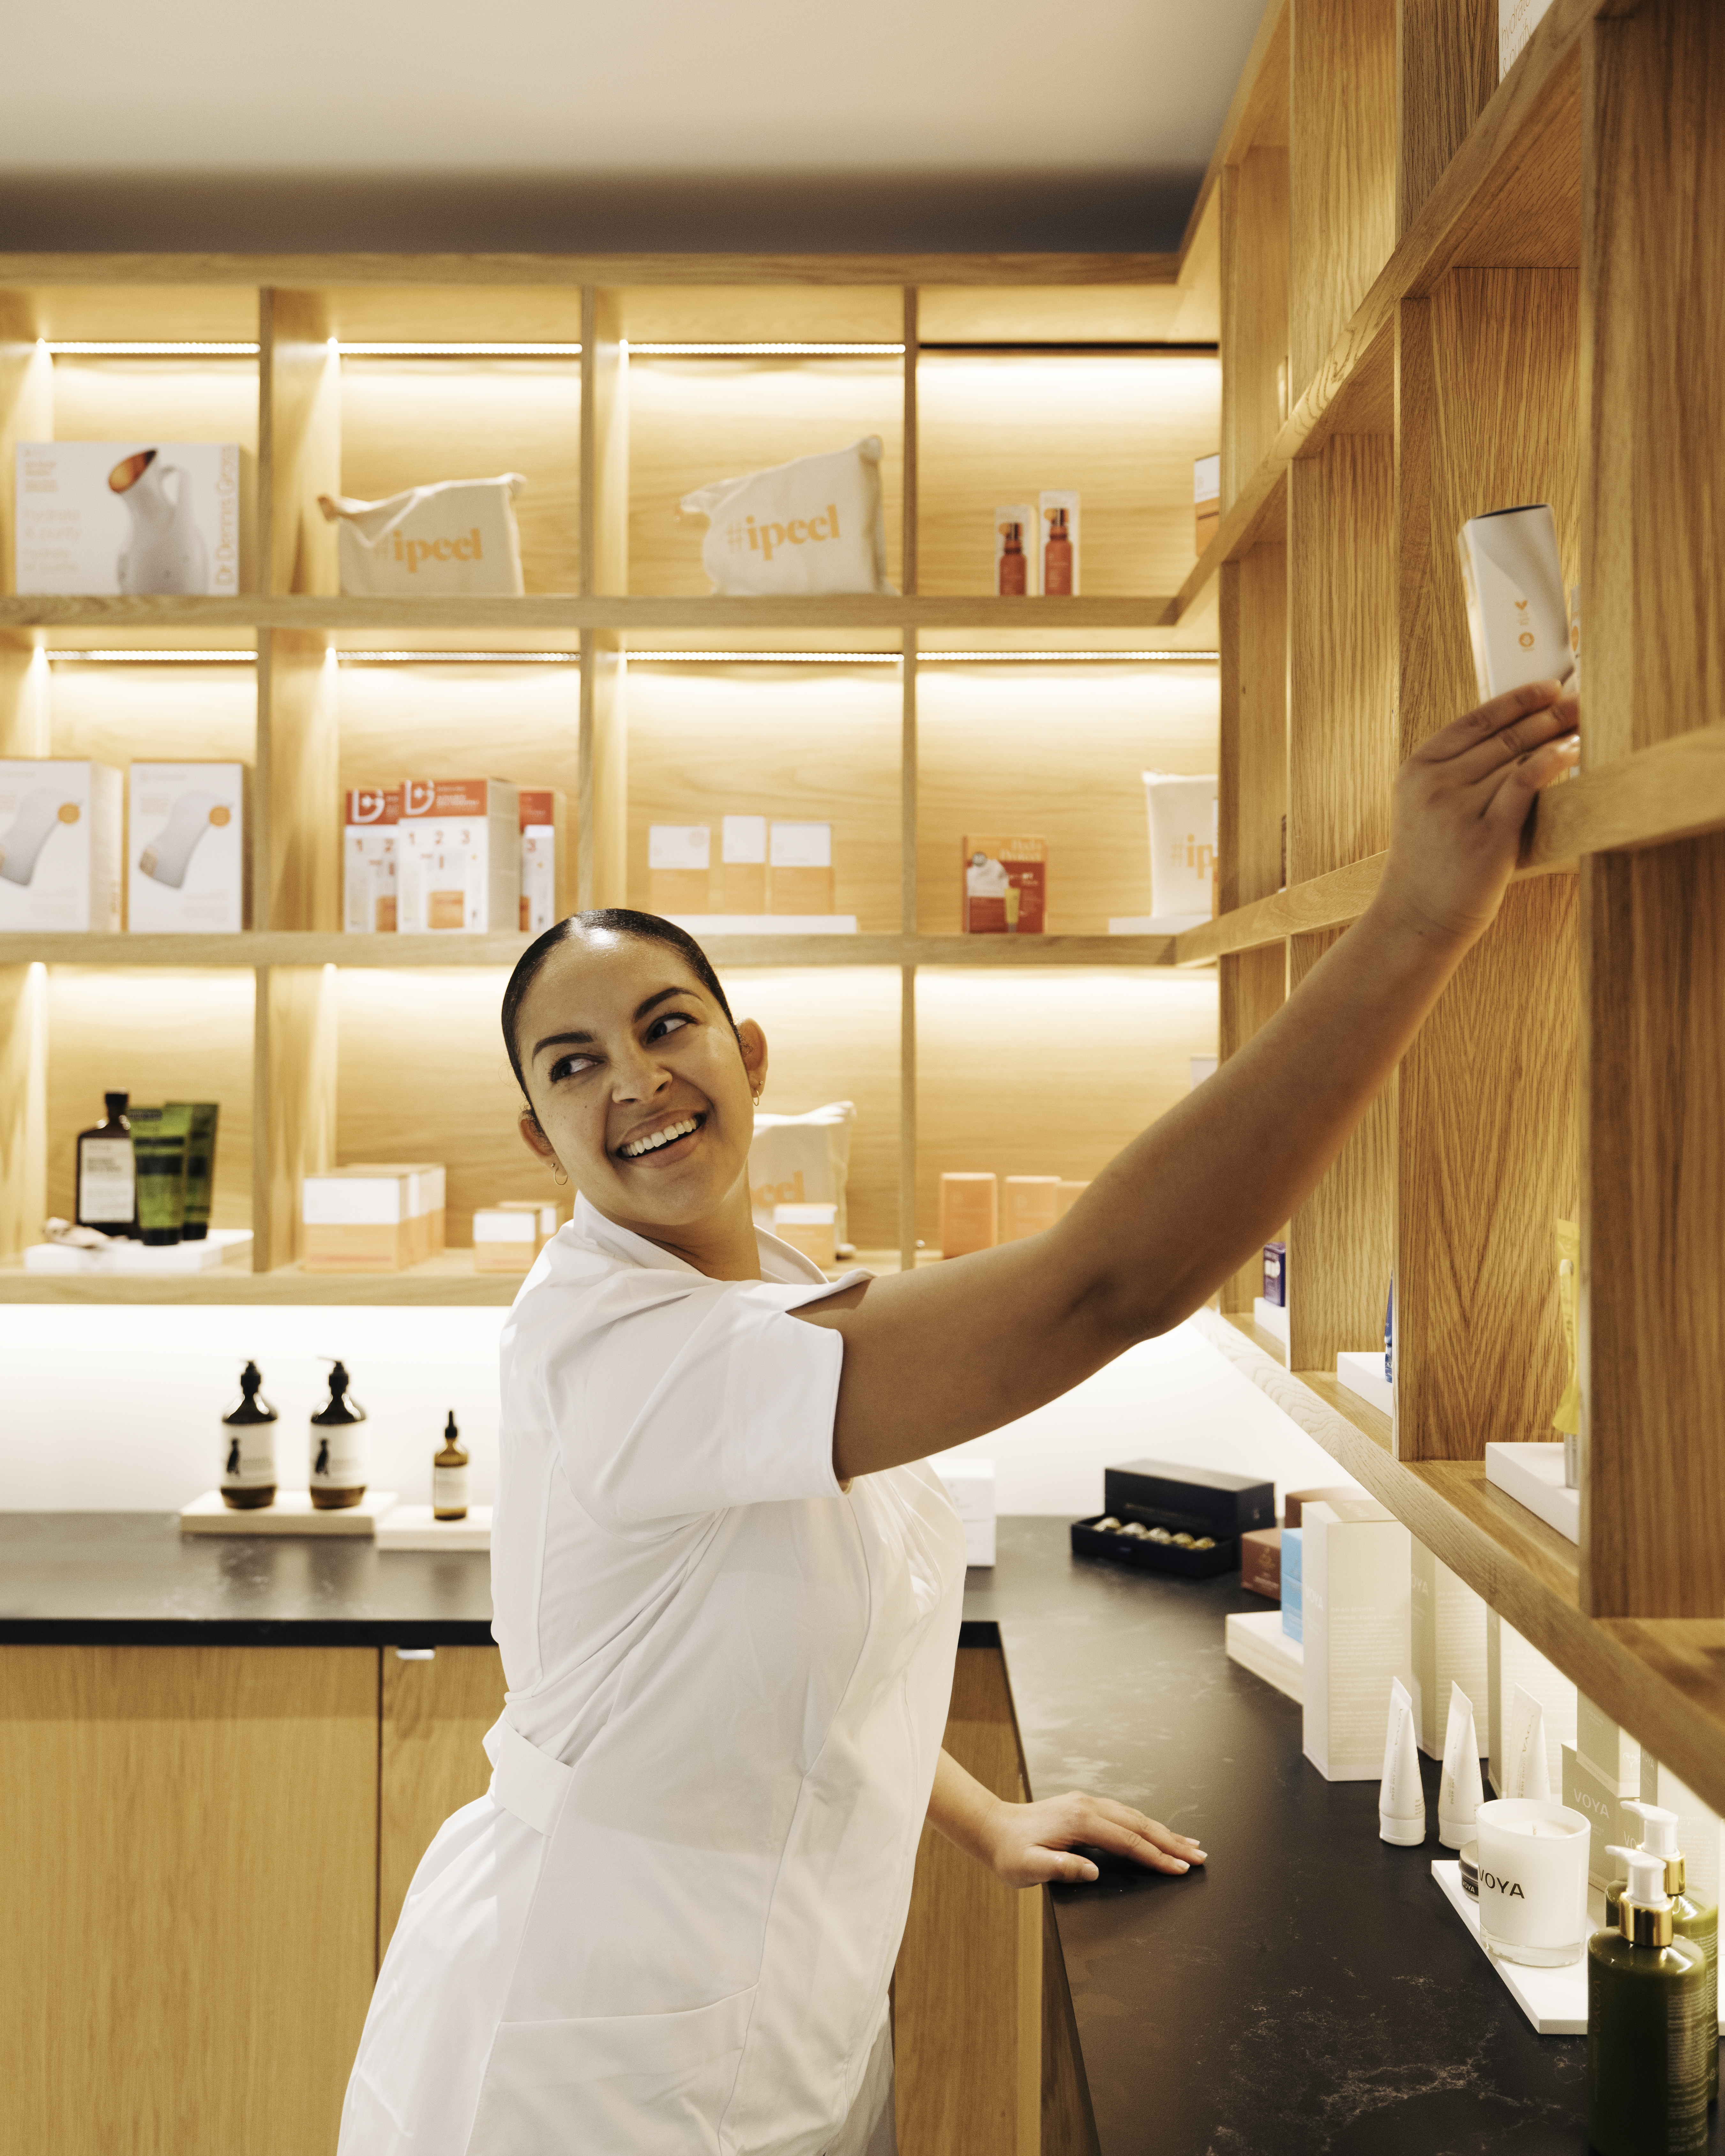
[3,1511,1715,2152]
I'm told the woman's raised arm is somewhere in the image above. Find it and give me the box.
[796,679,1579,1483]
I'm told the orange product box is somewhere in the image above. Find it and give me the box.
[1002,1176,1062,1242]
[940,1172,998,1257]
[962,835,1046,934]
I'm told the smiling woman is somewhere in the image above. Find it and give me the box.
[341,672,1577,2156]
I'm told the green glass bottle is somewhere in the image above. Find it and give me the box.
[1605,1800,1719,2107]
[1589,1845,1711,2156]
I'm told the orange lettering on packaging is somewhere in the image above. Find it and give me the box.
[391,526,485,572]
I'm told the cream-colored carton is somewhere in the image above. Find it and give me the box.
[0,760,122,931]
[1001,1176,1061,1243]
[472,1207,540,1274]
[343,786,401,933]
[518,788,564,936]
[398,780,520,934]
[648,824,710,915]
[719,815,768,914]
[1486,1609,1577,1796]
[1302,1497,1411,1782]
[128,762,248,932]
[769,822,833,914]
[303,1163,445,1271]
[940,1173,998,1257]
[772,1201,837,1267]
[1408,1539,1488,1758]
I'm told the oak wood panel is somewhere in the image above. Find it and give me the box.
[1197,1314,1725,1816]
[895,1647,1038,2156]
[581,288,625,599]
[260,289,340,597]
[0,293,51,596]
[917,354,1220,601]
[258,628,335,932]
[46,965,254,1233]
[1287,927,1395,1373]
[0,963,48,1259]
[0,1251,522,1305]
[1220,154,1290,509]
[1532,723,1725,862]
[624,285,904,343]
[337,358,581,596]
[0,1643,378,2156]
[254,962,336,1269]
[579,631,625,908]
[901,291,919,598]
[1217,544,1287,914]
[917,662,1219,938]
[1582,838,1725,1617]
[626,664,901,931]
[1288,0,1397,399]
[1288,434,1395,882]
[1179,854,1383,966]
[319,283,583,344]
[4,284,259,343]
[379,1645,505,1961]
[46,653,254,768]
[48,354,258,460]
[918,284,1210,346]
[1039,1887,1102,2156]
[1397,0,1498,240]
[1218,942,1287,1311]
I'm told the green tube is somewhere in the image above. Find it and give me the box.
[169,1102,220,1241]
[131,1104,191,1246]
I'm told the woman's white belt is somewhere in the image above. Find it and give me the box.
[483,1714,573,1837]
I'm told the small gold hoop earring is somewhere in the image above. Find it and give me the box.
[552,1162,569,1187]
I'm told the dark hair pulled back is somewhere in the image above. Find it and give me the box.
[501,909,739,1106]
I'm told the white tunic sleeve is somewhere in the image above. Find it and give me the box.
[540,1272,847,1529]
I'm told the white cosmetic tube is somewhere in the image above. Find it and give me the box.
[0,787,75,886]
[138,790,220,889]
[1379,1676,1427,1845]
[1503,1682,1552,1801]
[1457,504,1575,702]
[1438,1680,1486,1848]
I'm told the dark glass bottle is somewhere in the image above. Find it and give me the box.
[433,1412,470,1521]
[309,1359,367,1511]
[219,1361,278,1511]
[76,1091,137,1238]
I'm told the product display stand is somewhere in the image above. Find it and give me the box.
[178,1489,400,1537]
[373,1504,493,1552]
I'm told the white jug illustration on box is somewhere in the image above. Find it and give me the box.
[139,792,225,888]
[109,450,209,595]
[0,788,77,886]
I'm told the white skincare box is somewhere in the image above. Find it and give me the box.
[302,1163,445,1273]
[769,822,834,915]
[1562,1744,1641,1889]
[0,760,122,931]
[933,1458,996,1568]
[343,786,402,933]
[718,814,768,914]
[519,788,564,935]
[648,824,711,914]
[398,780,520,934]
[1577,1695,1640,1797]
[1499,0,1556,77]
[1457,504,1574,702]
[1302,1497,1411,1781]
[472,1205,542,1274]
[1487,1609,1577,1797]
[128,762,247,932]
[16,441,245,595]
[1408,1541,1488,1759]
[1640,1756,1723,1911]
[1038,490,1080,596]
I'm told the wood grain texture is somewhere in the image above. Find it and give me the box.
[894,1647,1037,2156]
[1288,0,1397,398]
[901,290,920,598]
[1532,723,1725,863]
[0,963,48,1259]
[1286,927,1396,1373]
[917,285,1207,346]
[1397,0,1497,240]
[45,653,253,768]
[1582,838,1725,1617]
[0,1644,377,2156]
[254,962,336,1269]
[259,289,339,597]
[1180,854,1381,966]
[1217,543,1287,914]
[1194,1312,1725,1815]
[1288,434,1395,881]
[258,628,335,932]
[1218,942,1287,1310]
[579,632,626,908]
[580,288,625,598]
[1220,154,1290,509]
[0,297,51,596]
[1039,1887,1102,2156]
[379,1645,504,1961]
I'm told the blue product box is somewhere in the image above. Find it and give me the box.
[1280,1526,1303,1643]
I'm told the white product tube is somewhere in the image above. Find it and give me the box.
[1439,1680,1486,1849]
[138,790,221,888]
[1379,1676,1427,1845]
[1457,504,1575,702]
[1503,1682,1552,1800]
[0,787,75,886]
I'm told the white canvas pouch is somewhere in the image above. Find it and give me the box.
[680,438,893,596]
[749,1101,857,1248]
[1142,771,1219,928]
[318,474,526,596]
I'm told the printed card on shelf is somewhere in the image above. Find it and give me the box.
[16,442,245,595]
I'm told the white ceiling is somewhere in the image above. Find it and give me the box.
[9,0,1267,189]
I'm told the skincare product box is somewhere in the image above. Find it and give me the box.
[1337,1350,1395,1418]
[649,824,711,914]
[0,759,122,931]
[749,1100,856,1249]
[1039,491,1079,595]
[1408,1541,1488,1758]
[962,835,1046,934]
[519,788,564,935]
[1194,454,1221,554]
[933,1458,997,1568]
[1262,1240,1286,1307]
[769,822,834,915]
[1241,1525,1282,1600]
[1562,1744,1640,1888]
[398,780,520,934]
[1085,1458,1273,1578]
[719,814,767,914]
[1284,1486,1364,1528]
[1302,1497,1411,1781]
[1226,1608,1303,1703]
[128,763,248,932]
[1487,1610,1577,1797]
[471,1202,555,1274]
[1281,1527,1303,1641]
[1640,1756,1724,1911]
[1142,772,1218,929]
[1001,1176,1061,1243]
[343,786,402,933]
[1457,504,1574,702]
[302,1163,445,1272]
[16,441,245,595]
[1499,0,1556,77]
[994,505,1037,596]
[772,1201,838,1267]
[940,1172,998,1257]
[1577,1695,1641,1797]
[1484,1441,1579,1544]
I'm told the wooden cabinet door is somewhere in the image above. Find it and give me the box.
[0,1643,378,2156]
[379,1644,506,1961]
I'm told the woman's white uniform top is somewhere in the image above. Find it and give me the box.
[340,1193,968,2156]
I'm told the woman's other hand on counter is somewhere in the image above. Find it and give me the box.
[983,1790,1206,1888]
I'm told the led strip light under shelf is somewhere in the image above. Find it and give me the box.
[48,647,1217,666]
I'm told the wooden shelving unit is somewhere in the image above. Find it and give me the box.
[1193,0,1725,1808]
[0,249,1223,1297]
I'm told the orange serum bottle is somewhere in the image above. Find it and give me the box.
[997,522,1028,596]
[1043,508,1073,596]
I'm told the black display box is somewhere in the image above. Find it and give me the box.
[1070,1460,1277,1580]
[1070,1514,1239,1577]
